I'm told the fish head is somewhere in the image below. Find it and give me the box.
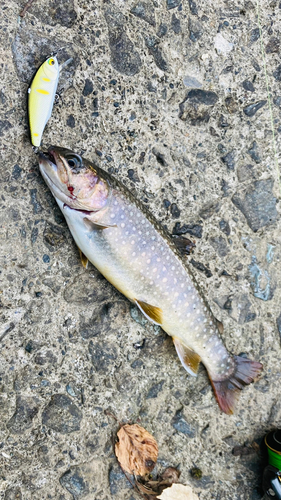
[43,56,59,81]
[38,146,109,211]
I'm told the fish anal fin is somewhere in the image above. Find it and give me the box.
[135,299,162,326]
[209,355,263,415]
[83,217,116,231]
[78,248,89,269]
[173,338,201,377]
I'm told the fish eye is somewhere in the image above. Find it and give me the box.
[67,154,83,169]
[48,58,55,66]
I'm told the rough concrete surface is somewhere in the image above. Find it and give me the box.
[0,0,281,499]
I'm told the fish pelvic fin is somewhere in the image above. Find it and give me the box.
[135,299,163,325]
[78,248,89,269]
[210,355,263,415]
[173,338,201,376]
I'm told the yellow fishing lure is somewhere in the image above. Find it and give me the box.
[28,56,59,148]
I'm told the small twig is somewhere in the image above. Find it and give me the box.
[19,0,36,17]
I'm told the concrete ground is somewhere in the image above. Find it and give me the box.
[0,0,281,498]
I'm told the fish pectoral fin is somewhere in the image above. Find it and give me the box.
[135,299,163,326]
[83,217,116,231]
[216,319,224,335]
[78,247,89,269]
[173,338,201,377]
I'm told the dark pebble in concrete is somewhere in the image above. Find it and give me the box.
[173,222,203,238]
[64,272,117,305]
[273,64,281,83]
[243,100,266,117]
[209,236,229,257]
[144,36,168,72]
[171,13,181,34]
[242,80,255,92]
[146,380,165,399]
[186,89,218,106]
[152,148,167,166]
[265,36,280,53]
[225,96,238,113]
[29,189,43,214]
[35,350,57,366]
[109,463,133,495]
[172,410,196,436]
[12,165,22,180]
[82,79,94,96]
[188,18,203,42]
[232,179,277,232]
[66,115,75,128]
[157,23,168,37]
[0,120,12,137]
[188,0,198,15]
[199,201,220,220]
[6,397,38,434]
[80,302,115,339]
[247,141,261,163]
[250,28,260,43]
[170,203,181,218]
[190,259,212,278]
[104,6,142,76]
[88,341,117,373]
[219,220,230,236]
[166,0,181,9]
[221,151,235,170]
[131,1,156,26]
[44,222,65,248]
[4,488,22,500]
[60,466,89,498]
[42,394,82,434]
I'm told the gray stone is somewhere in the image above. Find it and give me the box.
[146,380,165,399]
[247,141,261,163]
[219,220,230,236]
[188,18,203,42]
[109,463,133,495]
[82,79,94,97]
[42,394,82,433]
[209,236,229,257]
[173,222,203,238]
[183,75,202,88]
[232,179,277,232]
[243,100,267,117]
[144,36,168,72]
[6,397,38,434]
[171,14,181,34]
[221,151,235,170]
[222,294,256,324]
[172,410,196,436]
[60,466,89,498]
[131,2,156,26]
[277,313,281,339]
[0,120,12,137]
[190,259,212,278]
[266,37,280,53]
[44,223,65,249]
[34,350,57,366]
[166,0,181,9]
[104,6,142,76]
[237,164,256,182]
[179,90,218,125]
[89,341,118,373]
[184,89,219,106]
[4,488,22,500]
[242,80,255,92]
[273,65,281,81]
[199,201,220,220]
[29,189,43,214]
[188,0,198,15]
[64,271,119,305]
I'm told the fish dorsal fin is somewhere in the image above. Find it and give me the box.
[83,217,116,231]
[78,248,89,269]
[173,337,201,377]
[135,299,163,326]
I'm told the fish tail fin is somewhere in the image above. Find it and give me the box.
[210,355,263,415]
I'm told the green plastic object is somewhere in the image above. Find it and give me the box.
[265,430,281,469]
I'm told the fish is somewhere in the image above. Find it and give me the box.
[38,146,263,414]
[28,55,60,148]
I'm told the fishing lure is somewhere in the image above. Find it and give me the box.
[28,55,60,149]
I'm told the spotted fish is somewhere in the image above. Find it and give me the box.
[38,146,262,414]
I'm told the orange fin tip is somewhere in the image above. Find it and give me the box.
[78,248,89,269]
